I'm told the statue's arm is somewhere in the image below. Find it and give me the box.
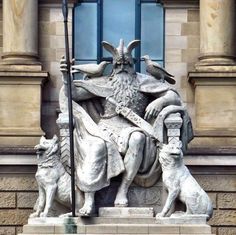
[60,57,96,101]
[144,90,182,120]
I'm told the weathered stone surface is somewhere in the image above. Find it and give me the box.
[16,226,23,235]
[182,48,200,63]
[218,227,236,235]
[165,9,187,23]
[99,207,154,218]
[39,7,50,22]
[165,49,182,63]
[194,175,236,192]
[0,193,16,208]
[17,192,38,209]
[156,214,208,225]
[128,186,162,208]
[179,224,211,234]
[0,209,32,225]
[187,36,200,49]
[0,175,37,191]
[117,224,148,234]
[0,226,15,235]
[165,23,181,36]
[218,193,236,209]
[188,9,199,22]
[209,210,236,226]
[208,193,217,209]
[181,22,200,36]
[166,36,187,49]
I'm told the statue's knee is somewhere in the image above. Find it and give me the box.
[129,132,145,146]
[91,139,106,155]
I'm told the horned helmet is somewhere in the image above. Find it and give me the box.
[102,39,140,71]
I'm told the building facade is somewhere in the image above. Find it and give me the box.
[0,0,235,234]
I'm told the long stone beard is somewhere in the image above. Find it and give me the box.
[111,72,139,107]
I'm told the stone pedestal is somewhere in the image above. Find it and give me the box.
[19,216,215,235]
[189,0,236,149]
[0,71,47,147]
[189,71,236,149]
[0,0,48,148]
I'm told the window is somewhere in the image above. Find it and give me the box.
[73,0,164,78]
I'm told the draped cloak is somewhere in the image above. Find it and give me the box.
[67,73,193,193]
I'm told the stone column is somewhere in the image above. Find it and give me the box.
[2,0,40,66]
[0,0,48,148]
[189,0,236,149]
[196,0,235,69]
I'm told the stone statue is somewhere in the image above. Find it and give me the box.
[58,39,193,216]
[157,141,213,219]
[30,136,83,218]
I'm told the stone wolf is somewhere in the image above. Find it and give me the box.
[157,141,213,219]
[30,135,83,218]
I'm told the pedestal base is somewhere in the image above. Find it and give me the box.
[19,216,215,235]
[0,70,48,148]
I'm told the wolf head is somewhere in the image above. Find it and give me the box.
[159,141,183,160]
[35,135,59,159]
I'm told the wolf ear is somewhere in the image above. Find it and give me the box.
[178,141,183,149]
[102,41,117,57]
[127,40,140,54]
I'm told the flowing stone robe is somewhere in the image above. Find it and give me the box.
[60,73,193,193]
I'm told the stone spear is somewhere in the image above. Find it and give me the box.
[62,0,76,217]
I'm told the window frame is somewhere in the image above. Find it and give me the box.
[72,0,165,73]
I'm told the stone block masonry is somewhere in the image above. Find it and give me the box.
[194,173,236,235]
[0,173,38,235]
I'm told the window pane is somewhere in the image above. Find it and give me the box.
[74,3,97,60]
[102,0,136,57]
[141,4,164,60]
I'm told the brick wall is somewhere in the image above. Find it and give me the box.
[0,172,37,235]
[194,172,236,235]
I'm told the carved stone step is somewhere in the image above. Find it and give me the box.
[21,218,215,235]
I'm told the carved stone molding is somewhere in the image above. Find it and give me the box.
[159,0,199,8]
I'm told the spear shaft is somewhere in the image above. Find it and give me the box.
[62,0,76,217]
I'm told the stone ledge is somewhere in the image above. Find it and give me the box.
[22,217,215,234]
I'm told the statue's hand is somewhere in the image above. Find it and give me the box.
[144,97,165,120]
[60,56,68,85]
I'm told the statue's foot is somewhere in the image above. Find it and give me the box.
[79,203,93,217]
[155,212,165,218]
[114,191,128,207]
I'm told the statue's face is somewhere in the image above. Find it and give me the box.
[102,39,140,75]
[113,51,133,73]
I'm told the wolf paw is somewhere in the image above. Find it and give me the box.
[29,212,40,218]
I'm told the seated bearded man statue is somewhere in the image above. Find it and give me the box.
[59,39,193,216]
